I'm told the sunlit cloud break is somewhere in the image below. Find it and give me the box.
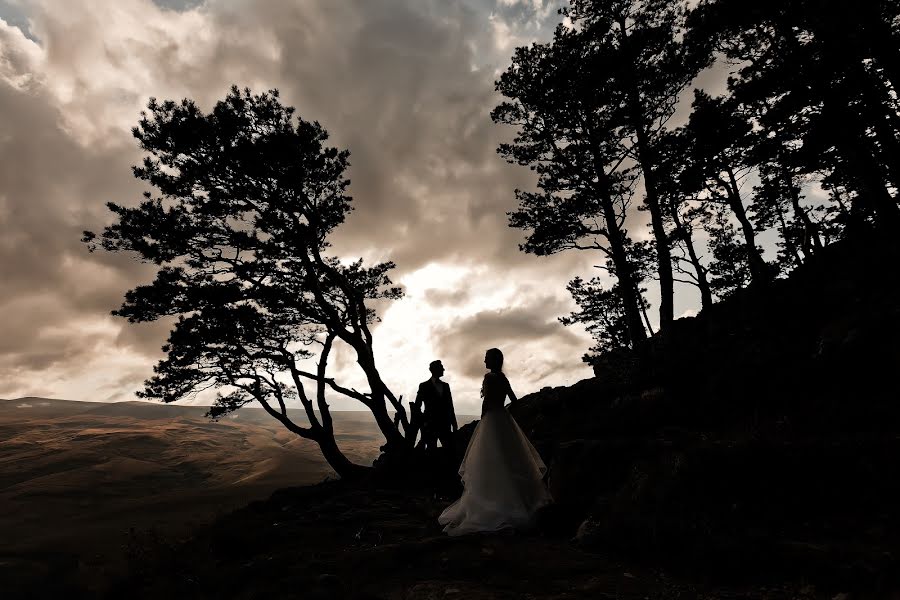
[0,0,595,416]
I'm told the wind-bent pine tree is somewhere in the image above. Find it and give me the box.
[492,26,649,348]
[83,87,411,479]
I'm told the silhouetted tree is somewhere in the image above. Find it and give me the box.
[690,0,900,231]
[83,87,410,478]
[655,129,714,309]
[803,0,900,201]
[819,177,870,240]
[682,91,771,287]
[520,0,900,358]
[751,160,825,270]
[562,0,709,329]
[561,278,650,361]
[699,206,757,297]
[751,171,807,271]
[493,25,649,348]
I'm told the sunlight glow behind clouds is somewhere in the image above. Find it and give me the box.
[0,0,598,418]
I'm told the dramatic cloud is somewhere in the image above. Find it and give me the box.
[0,0,599,417]
[434,302,587,380]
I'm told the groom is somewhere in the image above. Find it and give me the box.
[413,360,458,451]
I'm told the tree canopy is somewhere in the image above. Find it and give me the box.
[497,0,900,364]
[84,87,410,477]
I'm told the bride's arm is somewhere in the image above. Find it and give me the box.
[505,376,517,406]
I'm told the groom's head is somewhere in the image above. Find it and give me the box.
[429,360,444,378]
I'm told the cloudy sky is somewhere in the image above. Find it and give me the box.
[0,0,706,416]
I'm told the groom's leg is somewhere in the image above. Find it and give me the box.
[420,424,436,450]
[438,430,454,451]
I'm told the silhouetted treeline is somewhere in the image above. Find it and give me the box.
[494,0,900,362]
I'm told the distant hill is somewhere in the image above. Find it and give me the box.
[0,396,388,594]
[1,397,414,426]
[0,397,110,419]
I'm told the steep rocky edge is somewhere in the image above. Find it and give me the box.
[36,234,899,599]
[513,233,900,587]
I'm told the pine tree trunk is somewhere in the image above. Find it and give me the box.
[640,297,656,336]
[317,432,370,480]
[775,197,805,267]
[645,170,676,329]
[670,205,713,309]
[269,401,369,481]
[601,192,649,347]
[631,123,674,328]
[725,168,770,285]
[617,17,675,330]
[366,387,408,452]
[355,350,410,453]
[586,133,648,347]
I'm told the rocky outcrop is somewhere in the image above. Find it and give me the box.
[504,234,900,589]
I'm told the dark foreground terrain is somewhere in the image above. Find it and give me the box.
[101,234,900,600]
[7,235,900,599]
[104,479,859,600]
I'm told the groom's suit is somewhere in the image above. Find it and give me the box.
[413,377,457,450]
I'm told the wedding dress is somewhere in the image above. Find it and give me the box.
[438,371,551,536]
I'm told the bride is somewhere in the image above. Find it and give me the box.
[438,348,551,536]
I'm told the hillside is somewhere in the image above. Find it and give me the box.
[11,235,900,599]
[507,233,900,587]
